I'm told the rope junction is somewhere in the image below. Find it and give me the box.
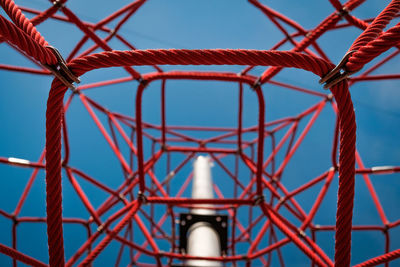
[0,0,399,266]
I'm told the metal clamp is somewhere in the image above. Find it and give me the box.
[319,50,356,89]
[96,223,105,233]
[52,0,65,9]
[254,194,264,205]
[336,6,349,18]
[43,46,80,89]
[251,77,262,90]
[137,191,147,204]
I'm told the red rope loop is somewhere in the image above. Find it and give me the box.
[44,49,356,267]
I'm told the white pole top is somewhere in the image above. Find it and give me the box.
[186,155,222,267]
[191,155,215,215]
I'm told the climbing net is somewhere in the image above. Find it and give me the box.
[0,0,400,266]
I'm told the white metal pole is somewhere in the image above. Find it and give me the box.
[185,156,222,267]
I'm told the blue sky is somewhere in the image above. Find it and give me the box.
[0,0,400,266]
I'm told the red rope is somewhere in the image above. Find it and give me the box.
[67,49,331,72]
[0,243,48,267]
[0,14,56,65]
[354,248,400,267]
[328,0,364,30]
[78,200,141,266]
[0,0,48,46]
[349,0,400,52]
[45,80,67,267]
[347,23,400,72]
[45,49,355,267]
[258,0,366,84]
[346,0,400,72]
[332,79,356,267]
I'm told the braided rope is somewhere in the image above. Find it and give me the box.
[30,4,63,26]
[0,14,56,65]
[44,49,355,267]
[347,23,400,71]
[349,0,400,52]
[0,0,48,45]
[354,248,400,267]
[0,243,48,267]
[332,80,356,267]
[258,0,365,84]
[78,201,141,266]
[346,0,400,72]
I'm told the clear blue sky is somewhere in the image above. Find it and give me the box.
[0,0,399,266]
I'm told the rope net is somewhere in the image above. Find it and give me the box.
[0,0,399,266]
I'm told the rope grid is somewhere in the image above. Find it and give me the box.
[0,0,399,266]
